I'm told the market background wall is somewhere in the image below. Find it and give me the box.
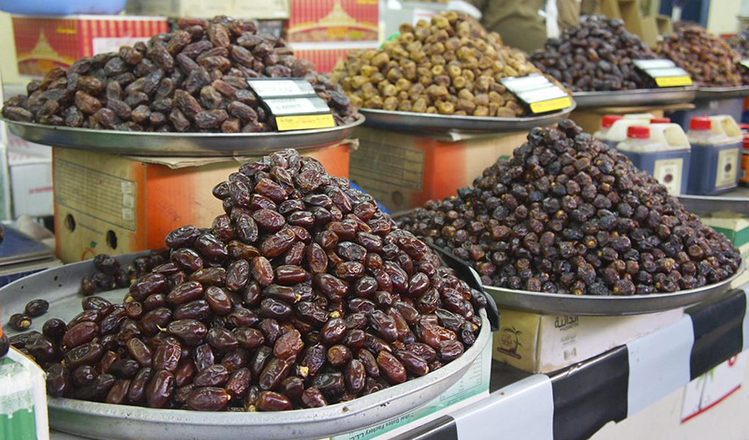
[707,0,741,34]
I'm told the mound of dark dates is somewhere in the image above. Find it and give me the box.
[531,16,655,92]
[1,16,357,132]
[8,149,484,412]
[657,23,743,87]
[398,121,741,295]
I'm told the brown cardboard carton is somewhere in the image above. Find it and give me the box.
[350,127,528,213]
[53,144,351,262]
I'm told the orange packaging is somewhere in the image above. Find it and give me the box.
[741,133,749,185]
[287,0,379,43]
[350,127,528,213]
[12,15,168,77]
[53,144,351,263]
[291,42,379,73]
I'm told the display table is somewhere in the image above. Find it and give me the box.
[49,285,749,440]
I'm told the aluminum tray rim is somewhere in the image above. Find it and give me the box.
[695,85,749,99]
[0,252,490,440]
[484,258,743,316]
[358,104,577,133]
[47,308,489,440]
[571,87,697,107]
[0,114,365,156]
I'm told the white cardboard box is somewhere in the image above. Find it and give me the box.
[7,149,53,218]
[493,307,685,373]
[129,0,289,19]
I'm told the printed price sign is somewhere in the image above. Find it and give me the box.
[247,78,317,98]
[634,59,693,87]
[501,74,573,114]
[247,78,335,131]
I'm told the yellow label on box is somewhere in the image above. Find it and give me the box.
[275,114,336,131]
[655,76,693,87]
[529,96,573,114]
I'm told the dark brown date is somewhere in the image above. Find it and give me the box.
[187,386,230,411]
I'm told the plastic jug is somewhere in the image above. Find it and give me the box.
[597,118,650,149]
[617,124,691,195]
[593,115,623,142]
[687,116,742,195]
[650,117,671,124]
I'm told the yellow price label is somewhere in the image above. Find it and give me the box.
[529,96,573,114]
[655,76,693,87]
[275,114,336,131]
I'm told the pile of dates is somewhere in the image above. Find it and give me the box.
[657,23,743,87]
[1,16,357,132]
[398,121,741,295]
[331,11,543,117]
[9,149,484,411]
[531,16,655,92]
[729,27,749,57]
[728,28,749,84]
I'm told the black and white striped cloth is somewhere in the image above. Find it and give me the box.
[393,288,749,440]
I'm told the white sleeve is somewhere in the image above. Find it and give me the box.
[545,0,560,38]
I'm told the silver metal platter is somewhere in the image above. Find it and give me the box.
[0,253,490,440]
[571,87,697,108]
[1,115,364,157]
[695,85,749,99]
[679,187,749,216]
[485,259,743,316]
[358,105,576,134]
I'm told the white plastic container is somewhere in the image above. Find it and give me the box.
[594,115,623,141]
[598,118,651,149]
[687,116,742,195]
[617,124,691,195]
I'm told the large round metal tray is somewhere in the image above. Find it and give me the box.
[571,87,696,108]
[485,259,743,316]
[0,253,491,440]
[679,187,749,216]
[695,85,749,99]
[358,104,576,134]
[1,115,364,157]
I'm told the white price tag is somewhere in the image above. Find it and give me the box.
[247,79,316,98]
[264,97,330,116]
[634,59,693,87]
[633,59,677,70]
[500,73,573,114]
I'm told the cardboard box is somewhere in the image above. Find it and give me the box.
[53,143,351,262]
[290,41,379,73]
[11,15,168,78]
[128,0,290,20]
[332,332,492,440]
[492,307,684,373]
[6,135,53,218]
[570,103,694,134]
[350,127,528,213]
[287,0,379,43]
